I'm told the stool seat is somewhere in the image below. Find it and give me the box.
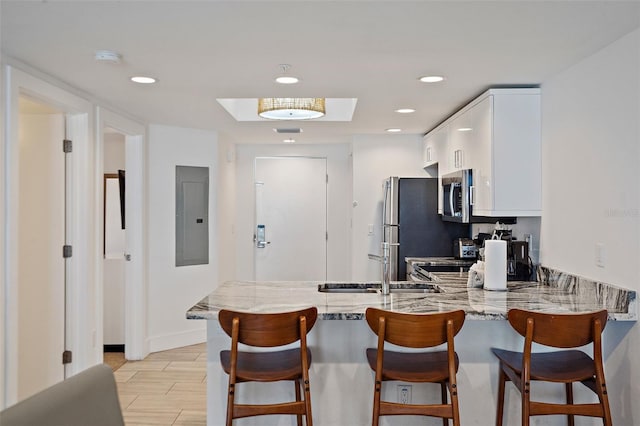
[220,348,313,382]
[491,349,596,383]
[365,349,459,383]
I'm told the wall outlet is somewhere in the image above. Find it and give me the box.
[595,243,605,268]
[397,385,412,404]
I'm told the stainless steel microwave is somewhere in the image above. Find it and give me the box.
[441,169,472,223]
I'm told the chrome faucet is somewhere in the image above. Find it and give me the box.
[369,241,398,295]
[380,242,392,295]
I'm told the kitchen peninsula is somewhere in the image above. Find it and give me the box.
[187,266,636,426]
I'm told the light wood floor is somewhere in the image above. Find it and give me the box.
[112,343,207,426]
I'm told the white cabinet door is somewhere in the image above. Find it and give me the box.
[447,116,465,171]
[423,125,447,169]
[465,96,493,213]
[423,125,448,213]
[489,93,541,215]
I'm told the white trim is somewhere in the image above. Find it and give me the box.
[147,328,207,354]
[0,60,7,410]
[95,107,148,362]
[2,66,93,406]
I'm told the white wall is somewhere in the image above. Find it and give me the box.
[351,134,425,281]
[540,28,640,424]
[147,125,218,352]
[216,134,237,284]
[103,133,125,345]
[104,133,125,174]
[234,144,352,281]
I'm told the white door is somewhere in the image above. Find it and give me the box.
[254,157,327,281]
[16,99,66,400]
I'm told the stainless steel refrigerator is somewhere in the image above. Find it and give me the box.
[382,177,470,280]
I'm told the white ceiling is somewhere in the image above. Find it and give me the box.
[2,1,639,144]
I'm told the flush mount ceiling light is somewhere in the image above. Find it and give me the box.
[95,50,121,64]
[274,64,299,84]
[386,128,402,133]
[283,138,296,143]
[419,75,445,83]
[458,127,473,132]
[395,108,416,114]
[130,76,157,84]
[258,98,325,120]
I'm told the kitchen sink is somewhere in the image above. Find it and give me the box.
[317,282,441,294]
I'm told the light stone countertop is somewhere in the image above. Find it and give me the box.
[186,266,636,321]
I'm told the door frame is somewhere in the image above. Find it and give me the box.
[96,107,147,361]
[2,65,93,407]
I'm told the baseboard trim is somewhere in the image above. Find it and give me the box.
[104,344,125,353]
[148,328,206,353]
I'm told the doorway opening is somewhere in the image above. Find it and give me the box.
[102,129,126,370]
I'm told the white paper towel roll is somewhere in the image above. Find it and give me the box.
[484,240,507,291]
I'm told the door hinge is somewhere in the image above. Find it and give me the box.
[326,231,328,241]
[326,174,328,183]
[62,350,72,365]
[63,245,73,258]
[63,139,72,153]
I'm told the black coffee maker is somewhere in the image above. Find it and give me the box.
[507,240,532,281]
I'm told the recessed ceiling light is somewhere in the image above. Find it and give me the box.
[283,138,296,143]
[395,108,416,114]
[386,128,402,133]
[130,76,157,84]
[419,75,445,83]
[275,76,299,84]
[458,127,473,132]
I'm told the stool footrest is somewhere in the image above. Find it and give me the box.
[379,401,453,418]
[530,401,604,418]
[233,401,306,419]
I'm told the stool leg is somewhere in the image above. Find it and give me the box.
[295,379,302,426]
[595,376,612,426]
[450,381,461,426]
[372,380,381,426]
[303,378,313,426]
[522,376,530,426]
[441,382,448,426]
[225,381,235,426]
[496,367,506,426]
[565,382,574,426]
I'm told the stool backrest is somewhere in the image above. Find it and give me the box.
[219,307,318,347]
[366,308,465,348]
[507,309,608,348]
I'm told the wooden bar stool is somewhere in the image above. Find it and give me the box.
[218,307,317,426]
[365,307,466,426]
[491,309,612,426]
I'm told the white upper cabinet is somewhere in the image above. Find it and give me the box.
[424,88,541,217]
[422,125,447,169]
